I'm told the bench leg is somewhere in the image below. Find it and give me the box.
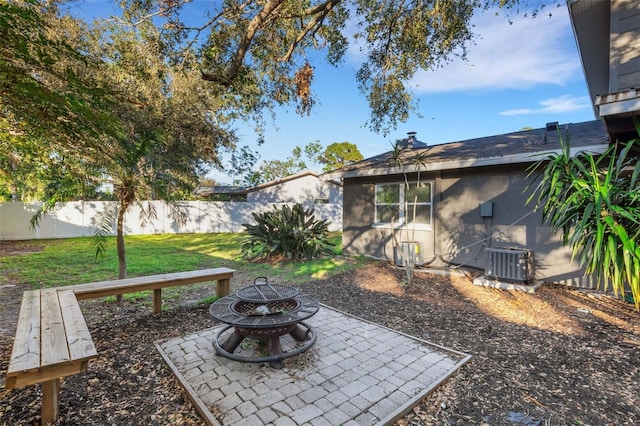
[217,278,230,298]
[42,378,60,425]
[153,289,162,314]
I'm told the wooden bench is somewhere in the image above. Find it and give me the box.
[67,267,236,313]
[6,289,98,425]
[5,267,235,424]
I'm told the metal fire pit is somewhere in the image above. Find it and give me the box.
[209,278,319,368]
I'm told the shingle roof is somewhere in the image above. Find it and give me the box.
[337,120,609,178]
[244,171,342,193]
[195,171,343,197]
[194,185,248,196]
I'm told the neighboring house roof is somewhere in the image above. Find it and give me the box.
[194,185,248,197]
[245,171,342,193]
[336,120,610,179]
[195,171,342,197]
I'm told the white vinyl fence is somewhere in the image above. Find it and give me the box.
[0,201,342,240]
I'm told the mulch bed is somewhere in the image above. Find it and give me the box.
[1,258,639,425]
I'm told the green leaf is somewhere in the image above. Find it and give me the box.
[525,131,640,308]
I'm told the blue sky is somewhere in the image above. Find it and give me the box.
[71,2,595,183]
[216,4,595,183]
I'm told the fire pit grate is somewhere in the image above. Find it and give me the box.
[210,293,318,328]
[236,277,298,302]
[232,298,300,316]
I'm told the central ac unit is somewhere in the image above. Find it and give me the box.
[485,248,534,283]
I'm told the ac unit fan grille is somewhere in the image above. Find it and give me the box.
[485,248,533,283]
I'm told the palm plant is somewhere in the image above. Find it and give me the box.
[527,132,640,308]
[241,203,335,261]
[29,10,236,286]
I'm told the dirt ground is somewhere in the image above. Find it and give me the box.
[1,243,639,425]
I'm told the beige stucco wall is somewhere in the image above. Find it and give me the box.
[247,175,343,204]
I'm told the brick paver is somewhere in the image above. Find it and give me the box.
[156,305,469,425]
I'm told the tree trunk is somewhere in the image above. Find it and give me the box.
[10,159,19,202]
[116,201,128,301]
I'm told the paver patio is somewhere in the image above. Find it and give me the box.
[156,305,471,426]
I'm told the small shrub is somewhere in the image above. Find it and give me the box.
[241,203,335,260]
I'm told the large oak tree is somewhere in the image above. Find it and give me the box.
[2,0,554,279]
[125,0,539,135]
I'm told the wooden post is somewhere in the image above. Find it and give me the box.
[41,378,60,425]
[216,278,230,298]
[153,289,162,314]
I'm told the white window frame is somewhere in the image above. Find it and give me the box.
[373,181,433,230]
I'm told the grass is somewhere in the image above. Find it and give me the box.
[0,232,374,290]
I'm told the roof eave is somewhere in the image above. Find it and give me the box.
[338,144,609,179]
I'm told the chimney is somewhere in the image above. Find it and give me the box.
[407,131,417,149]
[545,122,559,132]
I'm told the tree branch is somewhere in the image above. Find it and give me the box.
[279,0,341,62]
[382,0,408,71]
[201,0,285,85]
[109,0,193,27]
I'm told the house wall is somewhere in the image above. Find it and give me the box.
[435,165,589,284]
[247,175,343,204]
[569,0,640,98]
[342,174,437,267]
[343,166,595,288]
[610,0,640,92]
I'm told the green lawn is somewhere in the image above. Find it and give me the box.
[1,232,373,290]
